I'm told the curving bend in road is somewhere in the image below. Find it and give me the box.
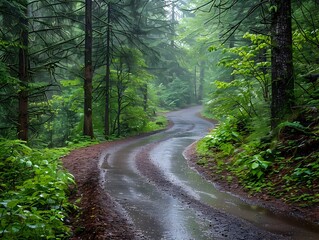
[100,106,319,240]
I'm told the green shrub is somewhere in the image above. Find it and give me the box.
[201,117,243,151]
[234,145,272,180]
[0,140,74,239]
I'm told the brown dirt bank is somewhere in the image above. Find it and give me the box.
[62,140,136,240]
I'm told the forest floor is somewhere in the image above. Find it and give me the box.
[62,131,318,239]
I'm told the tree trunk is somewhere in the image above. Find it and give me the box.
[259,48,270,102]
[142,83,148,112]
[83,0,94,138]
[270,0,294,129]
[198,61,205,102]
[117,85,121,137]
[194,66,197,101]
[18,2,29,141]
[105,3,111,137]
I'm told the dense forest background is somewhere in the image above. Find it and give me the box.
[1,0,318,147]
[0,0,197,146]
[1,0,319,238]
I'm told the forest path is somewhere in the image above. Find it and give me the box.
[63,106,319,239]
[99,106,318,240]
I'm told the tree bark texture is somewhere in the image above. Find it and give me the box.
[270,0,294,129]
[84,0,94,138]
[105,3,111,137]
[18,2,29,141]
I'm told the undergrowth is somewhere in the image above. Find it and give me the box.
[0,139,80,239]
[196,111,319,207]
[0,118,169,239]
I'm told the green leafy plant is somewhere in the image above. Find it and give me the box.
[0,140,75,239]
[232,140,273,182]
[203,116,243,150]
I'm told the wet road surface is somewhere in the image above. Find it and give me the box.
[100,106,319,240]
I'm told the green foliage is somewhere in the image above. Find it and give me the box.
[206,33,271,122]
[120,106,148,134]
[234,142,272,181]
[202,117,243,157]
[276,121,310,137]
[189,0,319,208]
[0,62,19,139]
[197,117,246,170]
[65,135,100,149]
[159,77,193,109]
[196,109,319,206]
[28,78,84,147]
[142,115,168,133]
[0,139,74,239]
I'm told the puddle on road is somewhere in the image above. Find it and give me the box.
[101,106,319,240]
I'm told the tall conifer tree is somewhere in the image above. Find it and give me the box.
[84,0,94,138]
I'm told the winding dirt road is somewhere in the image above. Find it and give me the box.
[64,106,319,239]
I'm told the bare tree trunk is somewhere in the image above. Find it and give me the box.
[270,0,294,129]
[198,61,205,102]
[105,3,111,137]
[142,83,148,112]
[194,66,197,101]
[18,2,29,141]
[117,85,121,137]
[84,0,94,138]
